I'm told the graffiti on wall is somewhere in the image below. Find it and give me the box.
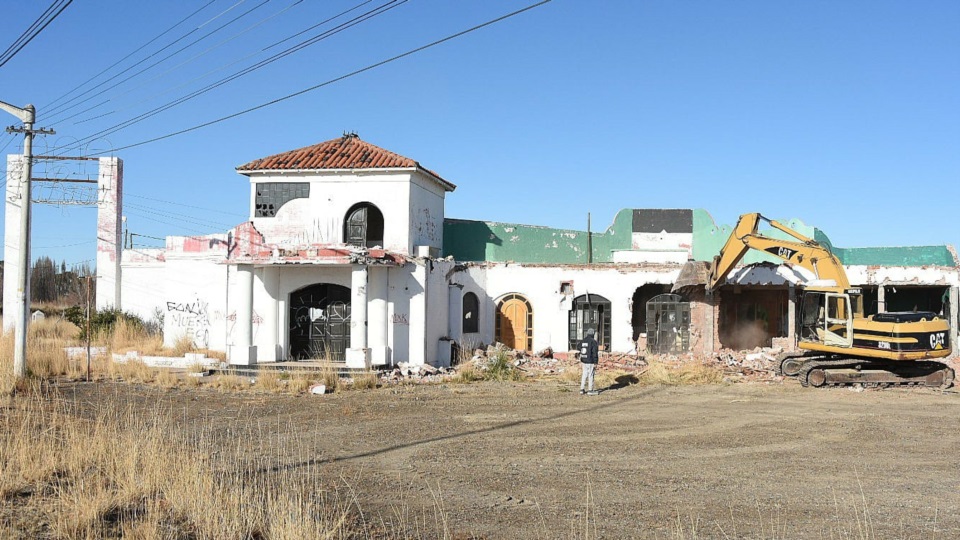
[416,207,439,244]
[167,299,263,348]
[167,299,211,349]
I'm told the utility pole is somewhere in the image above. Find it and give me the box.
[1,99,55,379]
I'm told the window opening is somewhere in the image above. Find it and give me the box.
[645,293,691,354]
[568,294,611,351]
[462,292,479,333]
[344,202,384,248]
[255,182,309,217]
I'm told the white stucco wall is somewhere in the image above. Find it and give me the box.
[846,265,960,287]
[474,264,682,354]
[245,171,419,253]
[409,173,447,253]
[161,256,230,351]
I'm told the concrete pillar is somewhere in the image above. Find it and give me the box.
[448,284,463,340]
[346,264,371,368]
[3,155,24,333]
[787,284,797,350]
[229,264,257,365]
[96,157,123,309]
[877,284,886,313]
[368,266,390,365]
[260,266,281,362]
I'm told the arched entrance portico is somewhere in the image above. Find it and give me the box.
[289,283,351,360]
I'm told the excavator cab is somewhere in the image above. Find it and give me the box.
[798,289,858,348]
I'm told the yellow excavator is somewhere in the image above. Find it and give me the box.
[702,213,954,388]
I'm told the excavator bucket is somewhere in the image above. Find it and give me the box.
[671,260,711,293]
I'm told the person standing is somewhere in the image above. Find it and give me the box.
[579,328,599,395]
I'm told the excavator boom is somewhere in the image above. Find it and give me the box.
[693,212,953,389]
[707,213,849,290]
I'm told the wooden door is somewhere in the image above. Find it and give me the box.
[497,295,532,351]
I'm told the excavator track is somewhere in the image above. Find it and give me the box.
[776,351,822,377]
[796,358,954,389]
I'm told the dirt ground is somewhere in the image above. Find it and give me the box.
[55,378,960,539]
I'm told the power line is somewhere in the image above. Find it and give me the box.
[90,0,553,155]
[42,0,219,112]
[125,192,248,217]
[0,0,73,69]
[53,0,409,154]
[41,0,249,121]
[71,0,306,126]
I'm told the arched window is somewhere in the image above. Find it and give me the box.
[344,203,384,248]
[462,292,479,333]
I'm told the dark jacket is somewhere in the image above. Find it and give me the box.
[579,336,599,364]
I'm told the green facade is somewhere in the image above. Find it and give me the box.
[443,208,957,268]
[442,210,634,264]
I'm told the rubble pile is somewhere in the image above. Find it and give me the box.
[375,342,795,385]
[713,346,784,382]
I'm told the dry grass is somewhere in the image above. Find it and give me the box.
[253,369,284,393]
[286,372,314,394]
[0,393,363,539]
[640,360,724,386]
[110,359,155,383]
[103,317,164,355]
[317,362,341,393]
[351,370,380,390]
[211,374,252,392]
[451,362,484,384]
[170,333,196,357]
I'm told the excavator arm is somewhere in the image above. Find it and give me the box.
[706,213,850,291]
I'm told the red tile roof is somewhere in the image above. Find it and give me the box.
[236,134,454,190]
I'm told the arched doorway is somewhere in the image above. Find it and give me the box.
[289,283,351,360]
[569,293,611,350]
[344,202,384,248]
[496,294,532,351]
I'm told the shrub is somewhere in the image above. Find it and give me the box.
[65,307,147,341]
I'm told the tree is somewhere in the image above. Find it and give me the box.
[30,256,57,303]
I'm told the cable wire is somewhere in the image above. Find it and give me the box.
[41,0,219,112]
[90,0,553,155]
[0,0,73,69]
[41,0,248,120]
[53,0,409,154]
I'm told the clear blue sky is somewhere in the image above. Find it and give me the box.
[1,0,958,268]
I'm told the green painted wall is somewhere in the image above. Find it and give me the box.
[443,209,633,263]
[445,208,957,268]
[692,210,957,267]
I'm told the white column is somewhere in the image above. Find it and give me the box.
[260,267,280,362]
[368,266,390,365]
[229,264,257,365]
[3,155,23,333]
[346,265,371,368]
[448,284,462,340]
[96,157,123,309]
[877,285,886,313]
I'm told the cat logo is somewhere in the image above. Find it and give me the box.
[929,332,946,350]
[777,247,795,260]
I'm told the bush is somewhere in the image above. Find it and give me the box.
[483,352,526,382]
[64,307,147,341]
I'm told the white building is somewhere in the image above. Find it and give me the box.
[115,135,960,366]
